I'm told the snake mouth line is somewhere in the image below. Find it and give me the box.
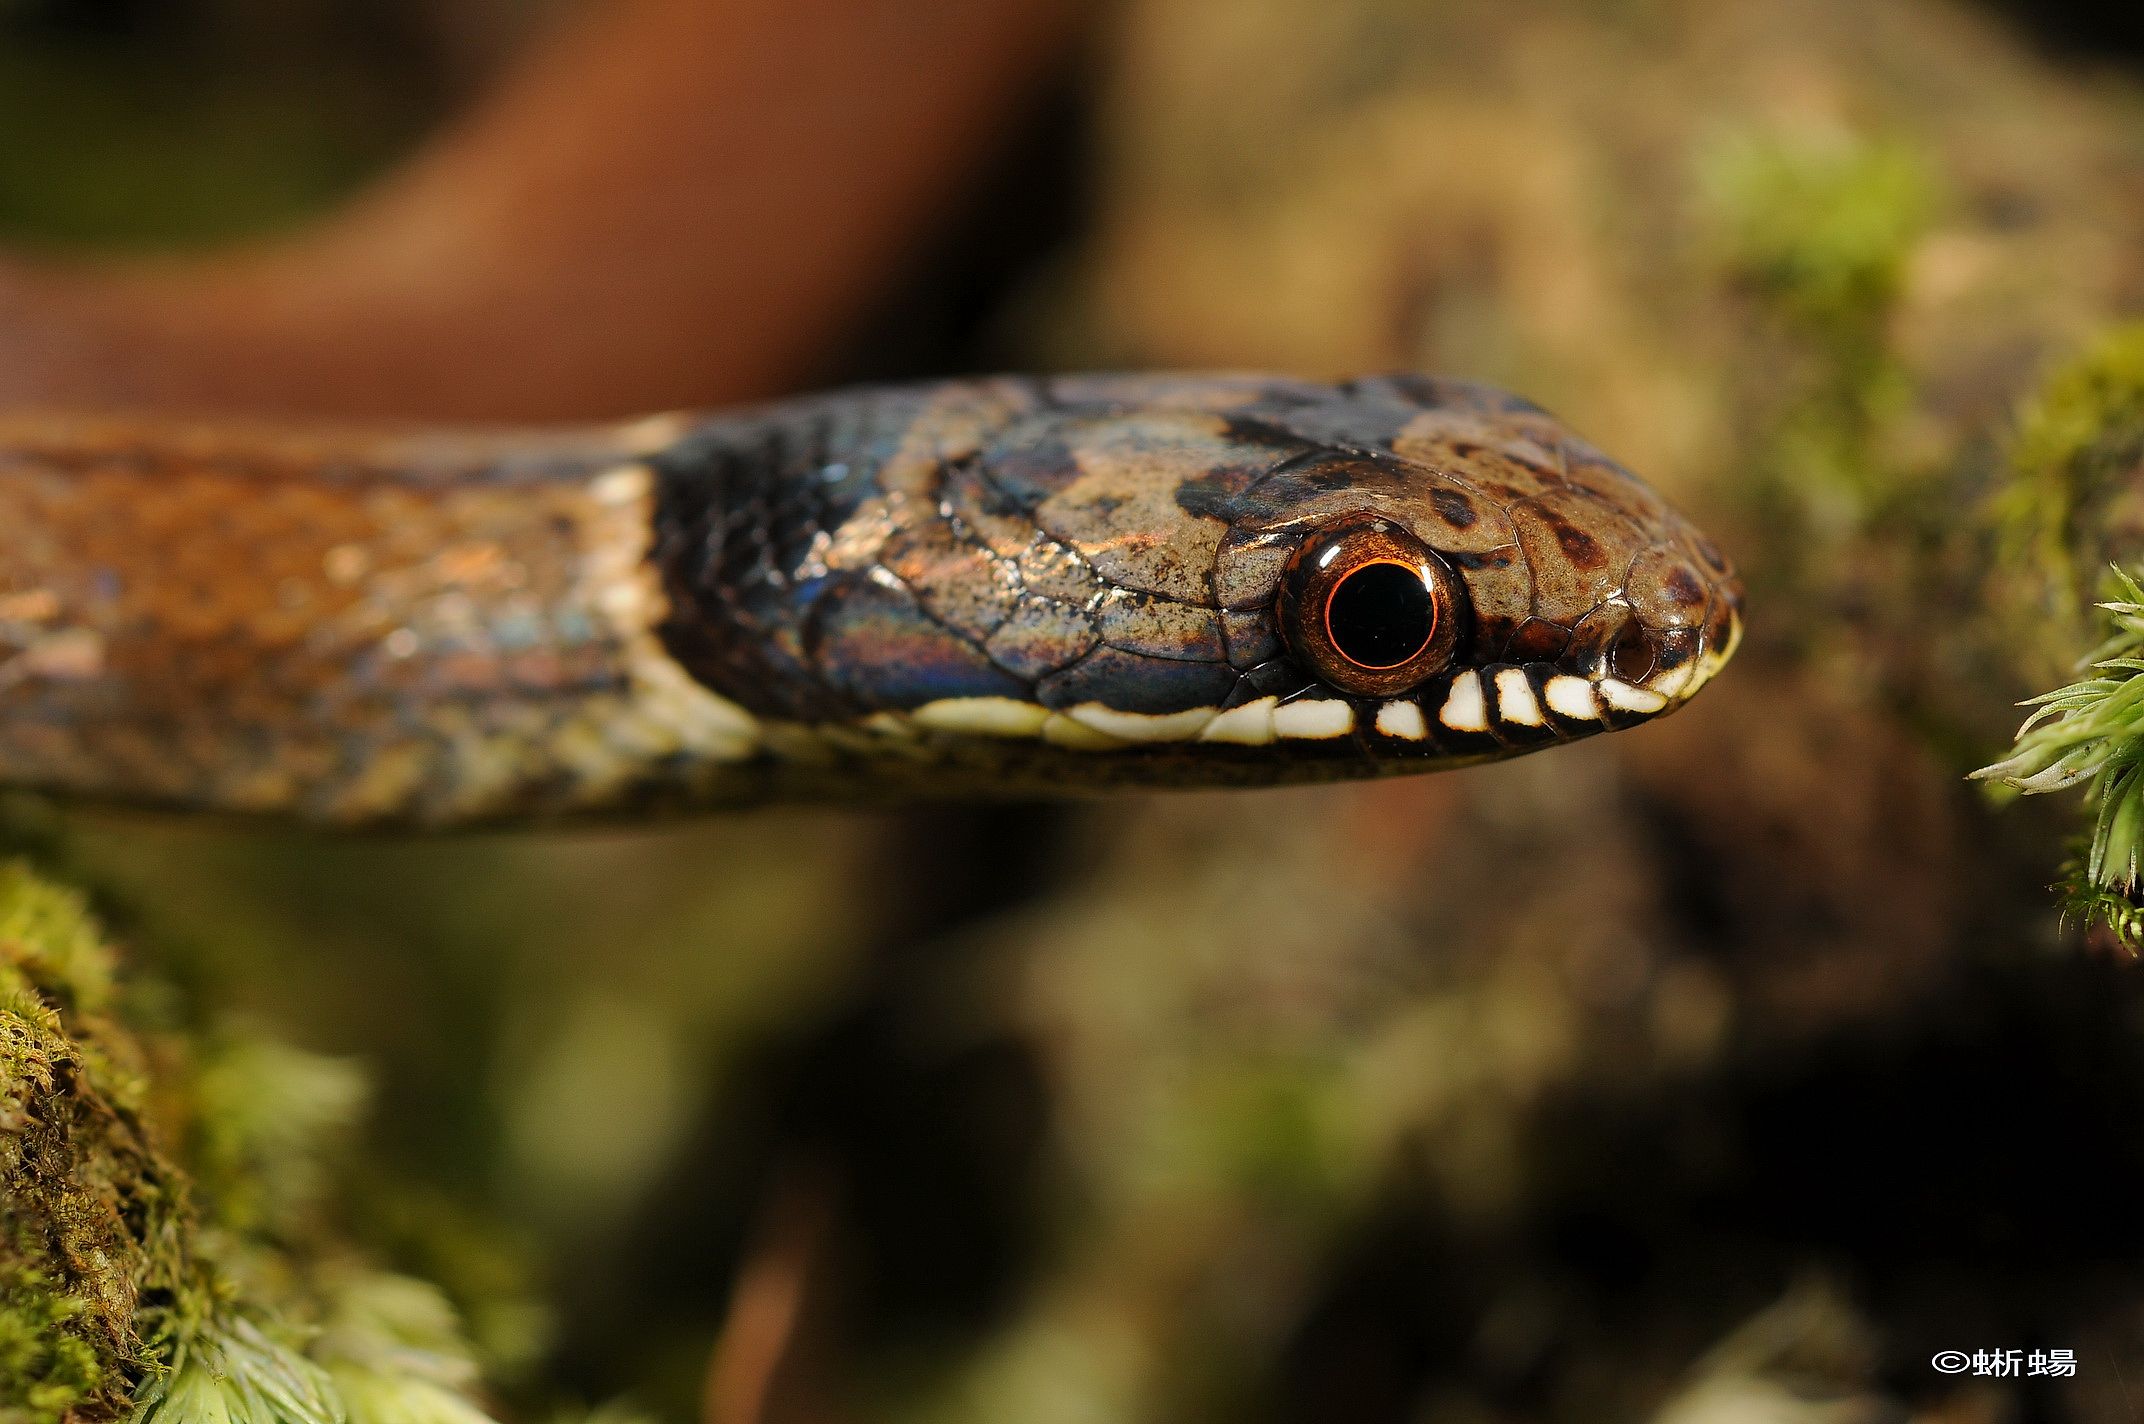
[838,606,1742,758]
[1388,604,1742,751]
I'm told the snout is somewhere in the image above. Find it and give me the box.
[1559,546,1742,716]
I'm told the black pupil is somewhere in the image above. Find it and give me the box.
[1326,561,1435,668]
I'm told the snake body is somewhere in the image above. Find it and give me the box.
[0,373,1740,823]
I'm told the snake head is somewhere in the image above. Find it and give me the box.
[660,372,1743,791]
[1184,376,1745,762]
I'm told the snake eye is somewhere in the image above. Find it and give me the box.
[1280,515,1464,696]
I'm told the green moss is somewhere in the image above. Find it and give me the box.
[0,856,518,1423]
[128,1317,339,1424]
[1975,567,2144,950]
[314,1274,498,1424]
[1704,130,1936,342]
[1974,326,2144,948]
[0,1267,105,1424]
[0,865,117,1022]
[1997,322,2144,638]
[0,862,188,1422]
[190,1034,368,1241]
[1701,129,1940,537]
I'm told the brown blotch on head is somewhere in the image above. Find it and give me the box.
[1627,546,1713,630]
[1552,519,1607,570]
[1429,489,1478,529]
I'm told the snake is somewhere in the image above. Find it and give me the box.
[0,372,1741,825]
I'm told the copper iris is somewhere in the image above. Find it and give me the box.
[1280,514,1464,696]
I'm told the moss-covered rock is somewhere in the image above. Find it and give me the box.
[2001,322,2144,640]
[0,858,514,1424]
[0,864,185,1421]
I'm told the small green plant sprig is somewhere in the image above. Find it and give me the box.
[1974,566,2144,949]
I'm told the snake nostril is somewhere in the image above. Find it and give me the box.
[1609,620,1656,682]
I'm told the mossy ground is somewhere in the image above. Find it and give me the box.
[0,855,519,1424]
[0,864,179,1422]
